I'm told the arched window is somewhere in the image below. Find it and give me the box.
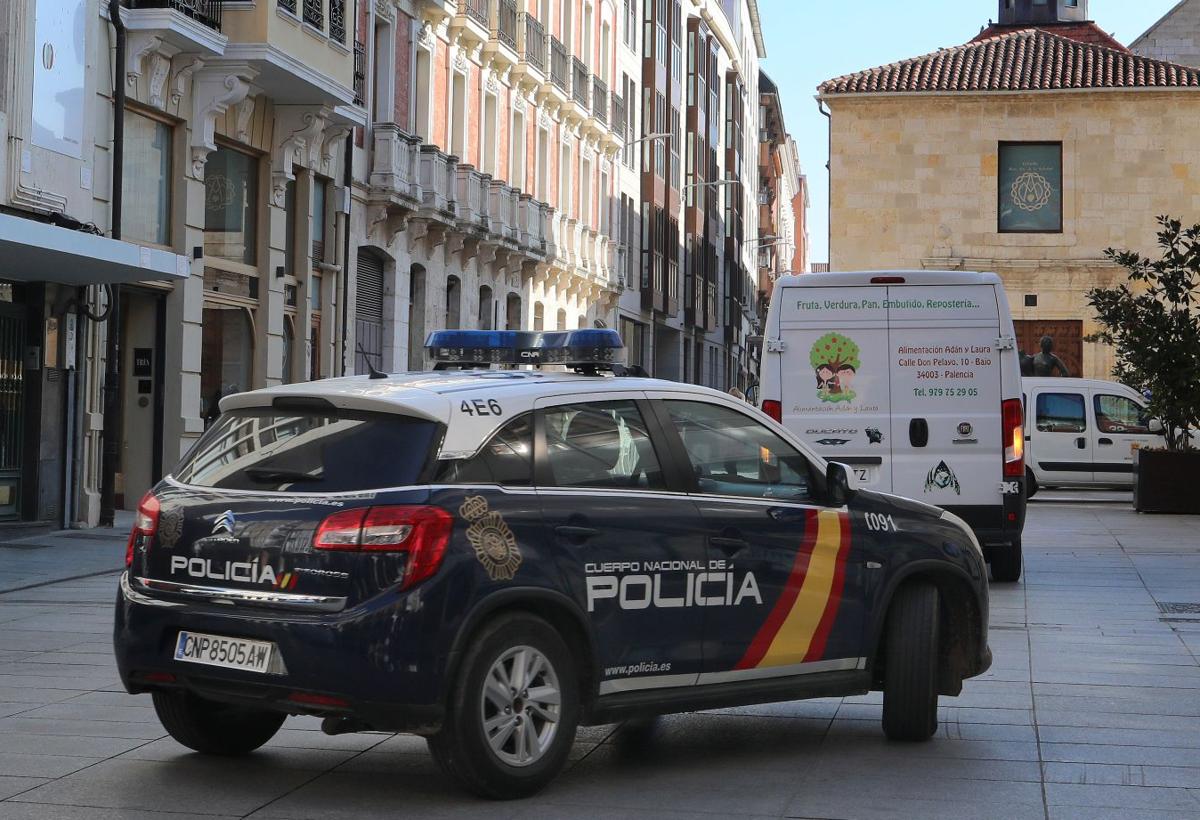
[478,285,494,329]
[533,301,545,331]
[577,314,587,329]
[556,308,567,330]
[446,275,461,328]
[506,292,522,329]
[408,264,427,370]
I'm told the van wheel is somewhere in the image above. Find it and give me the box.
[1025,469,1038,499]
[990,539,1023,583]
[152,691,285,755]
[882,583,939,742]
[428,613,579,799]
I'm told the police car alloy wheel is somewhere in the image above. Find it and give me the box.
[427,613,579,799]
[881,582,940,742]
[151,690,285,755]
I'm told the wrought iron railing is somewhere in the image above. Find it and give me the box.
[278,0,297,13]
[494,0,518,49]
[463,0,488,27]
[592,77,608,126]
[353,40,366,106]
[550,37,569,92]
[612,95,627,139]
[571,57,589,106]
[520,13,546,72]
[303,0,323,30]
[126,0,223,31]
[330,0,346,43]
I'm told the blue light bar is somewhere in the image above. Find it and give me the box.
[425,329,626,368]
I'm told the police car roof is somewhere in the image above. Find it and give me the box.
[219,370,719,421]
[775,270,1002,289]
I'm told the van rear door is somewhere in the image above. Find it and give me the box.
[776,286,893,490]
[887,285,1004,510]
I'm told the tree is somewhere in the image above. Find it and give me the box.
[810,332,862,401]
[1087,216,1200,452]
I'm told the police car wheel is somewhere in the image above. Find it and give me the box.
[151,690,285,755]
[428,613,579,799]
[881,582,939,742]
[990,540,1023,583]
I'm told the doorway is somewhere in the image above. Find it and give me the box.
[0,297,25,520]
[118,289,167,510]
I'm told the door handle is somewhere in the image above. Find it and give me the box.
[909,418,929,448]
[1098,437,1114,446]
[711,535,750,555]
[555,525,598,542]
[1075,437,1087,449]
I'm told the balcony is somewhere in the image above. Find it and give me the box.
[592,77,608,127]
[126,0,222,30]
[549,37,569,97]
[353,40,366,106]
[419,145,457,221]
[464,0,489,27]
[612,95,627,139]
[494,0,519,50]
[449,0,490,47]
[571,58,589,107]
[516,13,546,76]
[368,123,422,208]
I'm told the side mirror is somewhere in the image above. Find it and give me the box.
[1148,418,1165,434]
[826,461,859,507]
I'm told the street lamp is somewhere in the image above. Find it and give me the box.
[624,131,672,147]
[681,178,742,191]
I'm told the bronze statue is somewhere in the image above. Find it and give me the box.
[1031,335,1070,377]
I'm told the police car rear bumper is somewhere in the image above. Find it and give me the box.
[113,573,448,732]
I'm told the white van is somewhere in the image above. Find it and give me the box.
[759,271,1027,581]
[1023,377,1163,495]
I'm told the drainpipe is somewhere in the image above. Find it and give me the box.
[817,98,831,269]
[339,130,353,376]
[99,0,126,527]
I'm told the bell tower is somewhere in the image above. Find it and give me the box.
[998,0,1089,26]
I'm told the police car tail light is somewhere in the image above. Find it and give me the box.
[762,400,782,423]
[312,505,453,589]
[125,492,160,567]
[1002,398,1024,477]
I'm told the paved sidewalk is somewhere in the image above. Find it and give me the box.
[0,503,1198,819]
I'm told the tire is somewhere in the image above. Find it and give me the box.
[152,690,285,755]
[882,582,940,742]
[990,539,1023,583]
[1025,469,1039,499]
[428,613,579,799]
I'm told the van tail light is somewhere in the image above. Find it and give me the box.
[870,276,906,284]
[762,400,782,423]
[1002,399,1024,477]
[313,505,453,589]
[125,492,160,567]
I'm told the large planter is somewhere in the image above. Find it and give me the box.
[1134,449,1200,514]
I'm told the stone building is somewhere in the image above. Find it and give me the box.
[1132,0,1200,68]
[818,0,1200,379]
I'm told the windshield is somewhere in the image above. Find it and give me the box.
[172,408,440,493]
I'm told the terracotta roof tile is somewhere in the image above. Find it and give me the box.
[818,28,1200,96]
[971,21,1129,52]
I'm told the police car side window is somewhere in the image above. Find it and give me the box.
[665,400,813,502]
[543,401,666,490]
[435,414,533,486]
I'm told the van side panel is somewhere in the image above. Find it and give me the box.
[776,287,894,491]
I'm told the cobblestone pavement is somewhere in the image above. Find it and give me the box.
[1,499,1198,819]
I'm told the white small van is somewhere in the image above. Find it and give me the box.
[1023,377,1162,495]
[759,271,1027,581]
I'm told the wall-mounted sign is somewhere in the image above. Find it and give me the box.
[133,348,153,378]
[998,142,1063,233]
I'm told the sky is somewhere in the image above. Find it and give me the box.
[756,0,1182,265]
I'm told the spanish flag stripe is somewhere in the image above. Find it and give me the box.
[755,510,846,668]
[280,573,291,589]
[735,509,819,671]
[802,515,852,662]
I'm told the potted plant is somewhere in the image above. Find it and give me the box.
[1088,216,1200,513]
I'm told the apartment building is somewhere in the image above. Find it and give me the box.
[755,71,802,322]
[0,0,363,527]
[349,0,626,372]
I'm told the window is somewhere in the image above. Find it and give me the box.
[281,316,295,384]
[123,109,172,246]
[174,408,439,493]
[511,110,526,189]
[665,400,814,501]
[1094,394,1150,434]
[446,275,461,328]
[543,401,665,489]
[533,300,544,331]
[311,177,328,262]
[998,141,1063,233]
[436,414,534,486]
[204,146,259,265]
[1036,392,1086,433]
[556,307,567,330]
[283,176,297,276]
[199,306,253,426]
[478,284,494,329]
[451,71,467,158]
[482,92,498,175]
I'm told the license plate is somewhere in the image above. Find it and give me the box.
[174,631,275,674]
[852,467,876,483]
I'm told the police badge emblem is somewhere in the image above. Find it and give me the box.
[157,506,183,549]
[460,496,522,581]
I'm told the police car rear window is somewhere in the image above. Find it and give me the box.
[173,409,439,492]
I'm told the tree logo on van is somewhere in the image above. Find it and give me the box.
[810,333,861,403]
[924,461,962,496]
[461,496,523,582]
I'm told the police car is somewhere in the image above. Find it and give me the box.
[114,330,991,799]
